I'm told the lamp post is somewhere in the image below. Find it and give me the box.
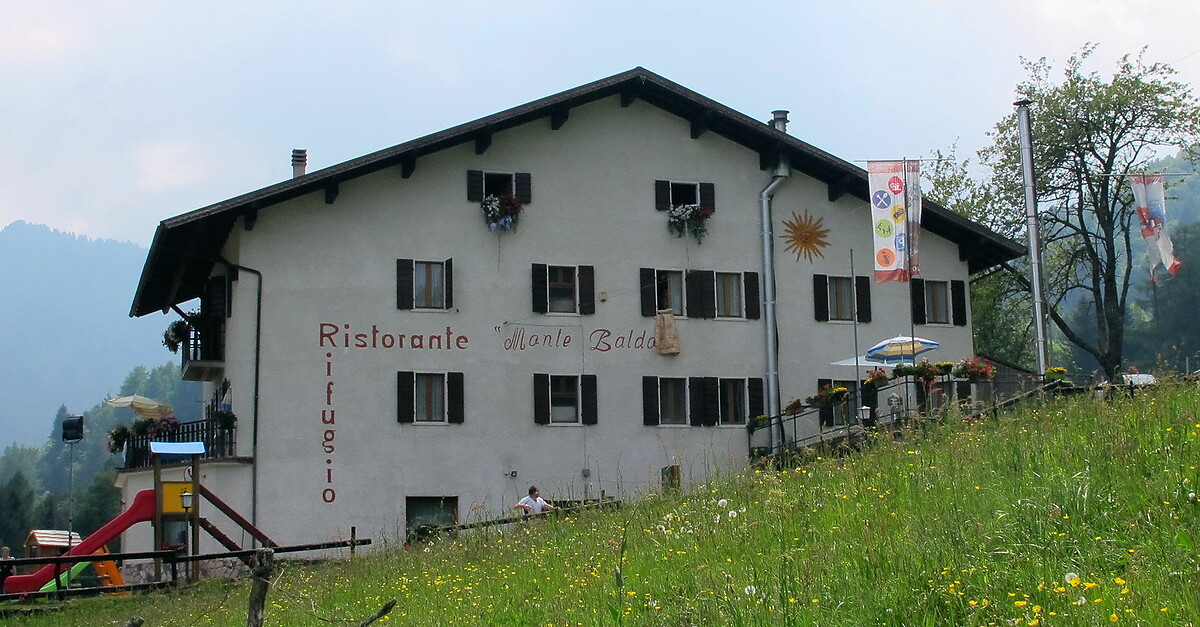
[62,415,84,554]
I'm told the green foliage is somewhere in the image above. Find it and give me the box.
[11,385,1200,625]
[0,471,36,549]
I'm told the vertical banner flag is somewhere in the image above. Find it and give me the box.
[867,161,922,283]
[1130,174,1182,284]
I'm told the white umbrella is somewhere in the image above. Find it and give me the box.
[830,355,917,367]
[106,395,173,419]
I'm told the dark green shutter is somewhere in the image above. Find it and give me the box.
[467,170,484,202]
[533,374,550,424]
[531,264,548,313]
[578,266,595,315]
[911,279,927,324]
[744,272,760,320]
[397,371,415,423]
[699,182,715,213]
[447,372,464,424]
[812,274,829,321]
[951,280,967,326]
[581,375,598,425]
[642,377,660,425]
[688,377,704,426]
[397,259,414,310]
[748,378,764,420]
[686,270,715,318]
[654,180,671,210]
[640,268,657,317]
[515,172,532,204]
[444,258,453,309]
[702,377,719,426]
[855,276,872,323]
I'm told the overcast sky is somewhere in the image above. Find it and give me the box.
[3,0,1200,247]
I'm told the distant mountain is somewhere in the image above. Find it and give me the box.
[0,221,179,447]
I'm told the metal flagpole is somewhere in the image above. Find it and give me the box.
[850,249,862,416]
[1015,100,1048,377]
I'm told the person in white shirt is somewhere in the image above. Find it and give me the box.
[514,485,557,516]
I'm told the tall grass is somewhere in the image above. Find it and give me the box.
[8,383,1199,626]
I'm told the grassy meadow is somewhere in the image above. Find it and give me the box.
[6,383,1199,626]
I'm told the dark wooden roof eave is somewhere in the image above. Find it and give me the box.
[131,66,1025,316]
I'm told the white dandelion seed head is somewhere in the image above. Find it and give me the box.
[728,510,738,518]
[717,498,729,508]
[714,515,721,523]
[1075,596,1087,606]
[1065,572,1081,586]
[744,585,757,595]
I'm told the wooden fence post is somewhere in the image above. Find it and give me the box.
[246,548,274,627]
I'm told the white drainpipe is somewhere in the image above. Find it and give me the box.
[760,110,791,453]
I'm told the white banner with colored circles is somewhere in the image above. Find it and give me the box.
[867,161,921,283]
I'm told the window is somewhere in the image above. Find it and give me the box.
[812,274,872,323]
[405,496,457,541]
[414,373,446,422]
[639,269,685,316]
[681,270,760,319]
[658,378,688,425]
[715,272,743,318]
[397,371,464,424]
[643,376,763,427]
[925,280,950,324]
[532,264,595,315]
[719,379,747,425]
[534,374,598,425]
[467,170,532,203]
[654,180,715,212]
[397,259,453,310]
[911,279,966,326]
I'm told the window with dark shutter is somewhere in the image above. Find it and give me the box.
[533,373,550,424]
[467,170,484,202]
[531,264,548,313]
[813,274,829,321]
[911,279,927,324]
[748,378,764,420]
[581,375,597,425]
[688,377,705,426]
[699,182,715,213]
[397,371,415,423]
[744,272,761,320]
[951,280,967,326]
[447,372,464,424]
[654,180,671,211]
[642,377,660,425]
[685,270,716,318]
[515,172,532,204]
[702,377,719,426]
[444,258,454,309]
[855,276,872,323]
[640,268,657,317]
[397,259,414,310]
[578,266,595,315]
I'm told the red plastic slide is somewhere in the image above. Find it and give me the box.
[4,489,157,594]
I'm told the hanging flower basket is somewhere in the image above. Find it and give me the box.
[805,385,849,409]
[864,368,891,388]
[1045,367,1067,382]
[163,319,190,353]
[481,194,524,231]
[952,357,996,383]
[212,409,238,430]
[667,204,714,243]
[107,425,130,454]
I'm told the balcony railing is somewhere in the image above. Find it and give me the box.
[182,316,225,381]
[122,419,237,469]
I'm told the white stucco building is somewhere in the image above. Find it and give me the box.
[117,68,1022,551]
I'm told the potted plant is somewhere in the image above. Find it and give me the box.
[1045,366,1067,382]
[107,425,130,454]
[162,319,190,353]
[130,417,153,438]
[667,203,714,243]
[784,398,806,415]
[952,357,996,382]
[864,368,891,388]
[212,409,237,430]
[481,194,524,231]
[934,361,955,376]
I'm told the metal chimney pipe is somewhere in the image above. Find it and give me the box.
[291,149,307,178]
[1014,99,1048,377]
[771,110,789,133]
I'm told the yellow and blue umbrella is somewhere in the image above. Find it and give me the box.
[865,335,940,364]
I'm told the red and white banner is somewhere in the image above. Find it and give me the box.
[867,160,921,283]
[1130,174,1182,284]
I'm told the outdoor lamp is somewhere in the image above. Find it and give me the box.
[180,491,194,513]
[857,406,872,425]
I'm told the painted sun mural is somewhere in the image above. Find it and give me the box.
[781,210,830,263]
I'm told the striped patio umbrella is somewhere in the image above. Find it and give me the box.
[864,335,940,364]
[105,395,173,419]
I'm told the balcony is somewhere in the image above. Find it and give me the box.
[122,418,238,469]
[182,316,224,382]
